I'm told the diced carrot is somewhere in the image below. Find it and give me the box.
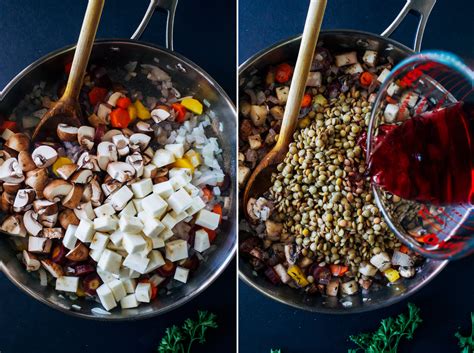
[203,228,217,243]
[275,63,293,83]
[88,87,108,106]
[360,71,374,87]
[202,187,213,202]
[0,120,17,132]
[171,103,187,123]
[212,204,223,224]
[110,108,131,128]
[386,96,398,104]
[399,245,410,254]
[329,264,349,277]
[301,93,312,108]
[116,97,132,109]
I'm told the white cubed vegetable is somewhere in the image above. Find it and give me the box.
[358,262,378,277]
[165,143,184,158]
[153,181,174,198]
[119,201,137,217]
[94,216,118,232]
[306,71,321,87]
[345,63,364,75]
[90,232,109,252]
[377,68,391,83]
[142,193,168,219]
[98,249,123,275]
[146,250,166,273]
[97,268,116,284]
[94,203,116,218]
[119,267,139,279]
[169,175,189,191]
[120,294,139,309]
[152,149,175,168]
[62,225,78,250]
[170,168,192,180]
[391,251,414,267]
[167,189,193,214]
[55,276,79,293]
[194,229,210,252]
[89,248,104,262]
[185,196,206,216]
[107,278,127,302]
[161,213,178,230]
[142,218,165,238]
[275,86,289,104]
[183,183,200,197]
[121,278,137,294]
[122,233,147,254]
[384,103,399,123]
[184,150,201,167]
[75,218,95,243]
[165,239,188,262]
[151,237,165,249]
[387,82,400,96]
[132,198,144,212]
[131,178,153,198]
[135,282,151,303]
[109,186,134,211]
[109,230,124,245]
[123,253,150,274]
[273,264,290,283]
[96,283,117,311]
[143,164,158,178]
[341,280,358,295]
[370,252,392,271]
[170,210,187,223]
[335,51,358,67]
[119,216,143,233]
[362,50,377,67]
[74,201,95,220]
[174,266,189,283]
[159,228,174,241]
[149,274,165,287]
[195,209,220,230]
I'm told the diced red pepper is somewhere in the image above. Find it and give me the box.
[301,93,312,108]
[139,279,158,300]
[275,63,293,83]
[212,204,222,224]
[360,71,374,87]
[386,96,398,104]
[116,97,132,109]
[203,228,217,243]
[171,103,187,123]
[110,108,131,128]
[399,245,410,254]
[329,264,349,277]
[0,120,17,133]
[88,87,108,106]
[202,187,213,202]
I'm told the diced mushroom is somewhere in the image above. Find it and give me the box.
[151,108,171,123]
[43,180,73,202]
[370,252,392,271]
[265,220,283,240]
[341,280,359,295]
[25,168,48,197]
[246,198,259,221]
[111,134,130,157]
[1,215,26,237]
[345,63,364,75]
[31,145,58,168]
[101,129,121,142]
[62,184,84,209]
[0,158,24,184]
[284,244,299,265]
[238,164,251,188]
[249,105,268,127]
[125,152,144,178]
[23,210,43,236]
[88,113,108,127]
[5,133,30,152]
[29,237,52,254]
[326,278,340,296]
[399,266,415,278]
[57,124,78,141]
[38,212,58,228]
[248,134,262,150]
[33,199,58,216]
[135,121,153,134]
[42,227,64,239]
[306,71,322,87]
[66,242,89,261]
[129,133,151,152]
[97,103,112,122]
[17,151,36,172]
[41,259,63,278]
[240,101,251,117]
[2,182,20,194]
[101,175,123,196]
[56,163,78,180]
[13,189,35,212]
[362,50,378,67]
[335,51,358,67]
[81,184,92,203]
[97,142,118,170]
[73,201,95,220]
[0,192,14,213]
[275,86,289,104]
[77,126,95,150]
[107,161,136,183]
[69,169,93,184]
[76,151,100,172]
[391,250,414,267]
[22,250,40,271]
[90,179,103,207]
[270,106,284,120]
[58,209,80,229]
[358,261,377,277]
[107,92,125,107]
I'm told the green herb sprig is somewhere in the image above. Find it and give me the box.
[158,310,218,353]
[456,313,474,353]
[348,303,422,353]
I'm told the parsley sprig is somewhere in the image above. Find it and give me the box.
[158,311,218,353]
[456,313,474,353]
[348,303,422,353]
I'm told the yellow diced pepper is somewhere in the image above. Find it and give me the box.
[52,157,73,176]
[128,104,137,121]
[181,97,203,115]
[313,94,328,107]
[384,268,400,283]
[297,116,311,129]
[184,149,201,168]
[287,265,309,287]
[134,100,151,120]
[173,158,194,172]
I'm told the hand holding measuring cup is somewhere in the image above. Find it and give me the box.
[366,51,474,260]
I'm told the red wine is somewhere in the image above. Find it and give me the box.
[369,102,474,204]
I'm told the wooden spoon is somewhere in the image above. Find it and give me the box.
[243,0,327,219]
[32,0,105,141]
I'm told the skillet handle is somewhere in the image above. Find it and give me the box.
[131,0,178,51]
[381,0,436,52]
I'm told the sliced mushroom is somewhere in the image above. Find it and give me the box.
[150,107,171,123]
[43,180,73,202]
[2,182,21,194]
[58,209,80,229]
[101,175,123,196]
[121,128,134,138]
[250,105,268,127]
[76,151,100,171]
[42,227,64,239]
[101,129,121,142]
[56,163,78,180]
[13,189,35,212]
[97,142,118,170]
[66,242,89,261]
[107,92,124,106]
[111,134,130,157]
[135,121,153,134]
[33,199,58,216]
[1,215,26,237]
[29,237,52,254]
[69,169,93,184]
[0,150,12,161]
[62,184,84,209]
[38,212,58,228]
[41,259,63,278]
[25,168,48,196]
[57,124,78,142]
[18,151,36,172]
[32,145,58,168]
[125,152,144,178]
[5,133,30,153]
[129,133,151,152]
[0,192,14,213]
[22,250,41,271]
[97,103,112,123]
[88,112,108,127]
[106,161,136,183]
[77,126,95,150]
[90,179,103,207]
[23,210,43,236]
[81,183,92,203]
[0,158,24,184]
[143,147,154,159]
[73,201,95,220]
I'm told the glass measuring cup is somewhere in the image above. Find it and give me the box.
[367,51,474,260]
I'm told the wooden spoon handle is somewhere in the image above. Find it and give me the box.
[62,0,105,101]
[275,0,327,150]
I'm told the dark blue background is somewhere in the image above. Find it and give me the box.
[0,1,236,353]
[239,1,474,353]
